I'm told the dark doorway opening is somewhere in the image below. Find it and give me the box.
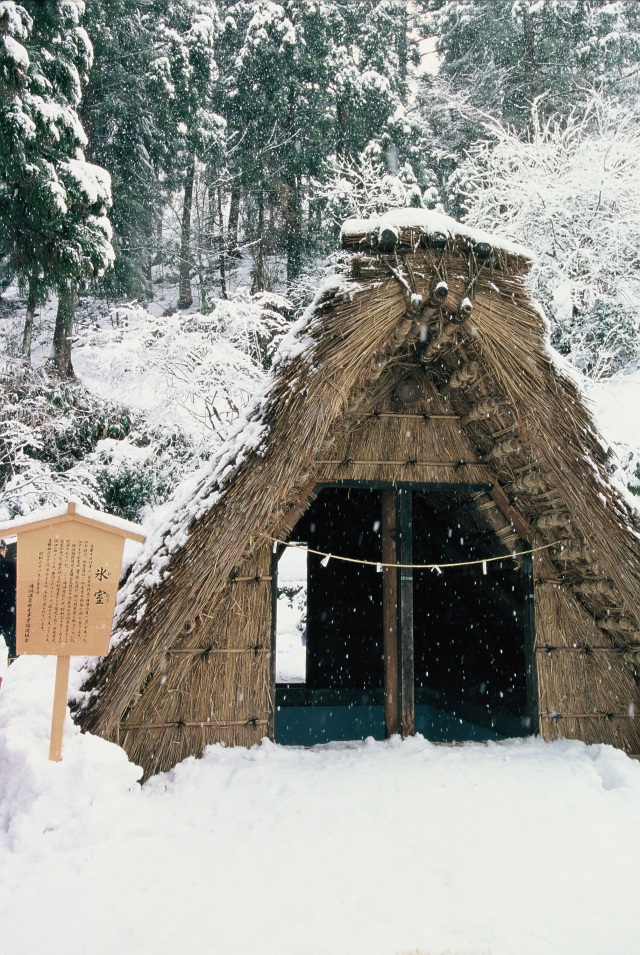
[274,484,534,745]
[304,487,384,691]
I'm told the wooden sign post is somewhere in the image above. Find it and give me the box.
[0,501,146,760]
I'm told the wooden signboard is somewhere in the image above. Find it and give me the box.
[0,500,145,760]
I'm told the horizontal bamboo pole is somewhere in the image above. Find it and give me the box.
[367,412,460,420]
[536,646,629,653]
[315,459,492,467]
[166,647,270,655]
[540,712,637,720]
[228,575,273,582]
[122,719,269,731]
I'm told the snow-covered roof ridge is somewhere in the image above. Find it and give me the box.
[341,207,535,261]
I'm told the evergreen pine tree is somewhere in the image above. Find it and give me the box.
[219,1,334,287]
[426,0,640,132]
[151,0,223,310]
[0,1,38,352]
[0,0,113,374]
[418,1,640,217]
[218,0,422,288]
[80,0,165,300]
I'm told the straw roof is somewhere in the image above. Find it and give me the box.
[76,209,640,778]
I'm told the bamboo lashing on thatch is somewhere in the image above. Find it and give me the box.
[315,459,493,467]
[166,646,270,655]
[122,719,269,730]
[367,411,460,419]
[228,574,273,582]
[536,646,638,654]
[540,712,637,720]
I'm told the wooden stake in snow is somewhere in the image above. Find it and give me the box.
[0,501,145,761]
[50,654,71,762]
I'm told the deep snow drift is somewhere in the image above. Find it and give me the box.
[1,655,639,955]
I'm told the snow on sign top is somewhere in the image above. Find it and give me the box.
[341,207,535,260]
[0,499,146,543]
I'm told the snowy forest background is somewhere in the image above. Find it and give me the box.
[2,0,640,524]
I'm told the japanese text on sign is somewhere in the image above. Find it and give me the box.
[16,522,126,656]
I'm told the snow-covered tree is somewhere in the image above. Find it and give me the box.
[151,1,224,310]
[219,0,333,287]
[218,0,425,287]
[418,0,640,219]
[0,2,53,352]
[424,0,640,133]
[0,0,114,373]
[80,0,165,300]
[0,286,291,521]
[457,92,640,378]
[316,148,428,223]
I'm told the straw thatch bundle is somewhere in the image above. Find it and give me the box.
[76,209,640,779]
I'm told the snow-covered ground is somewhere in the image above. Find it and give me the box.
[1,655,639,955]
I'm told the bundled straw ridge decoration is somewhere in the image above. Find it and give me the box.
[75,210,640,780]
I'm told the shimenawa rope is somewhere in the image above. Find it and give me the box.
[269,536,556,571]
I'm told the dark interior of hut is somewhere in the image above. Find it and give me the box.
[274,484,534,746]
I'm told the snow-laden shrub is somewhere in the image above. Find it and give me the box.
[1,288,292,521]
[86,430,191,523]
[0,362,128,518]
[316,147,429,224]
[74,293,290,443]
[456,91,640,379]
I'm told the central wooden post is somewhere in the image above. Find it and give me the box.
[382,487,414,738]
[382,489,399,737]
[397,488,415,737]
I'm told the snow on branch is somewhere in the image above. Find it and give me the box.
[457,90,640,378]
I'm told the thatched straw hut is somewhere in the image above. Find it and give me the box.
[77,209,640,779]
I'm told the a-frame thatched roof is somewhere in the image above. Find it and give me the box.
[77,209,640,779]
